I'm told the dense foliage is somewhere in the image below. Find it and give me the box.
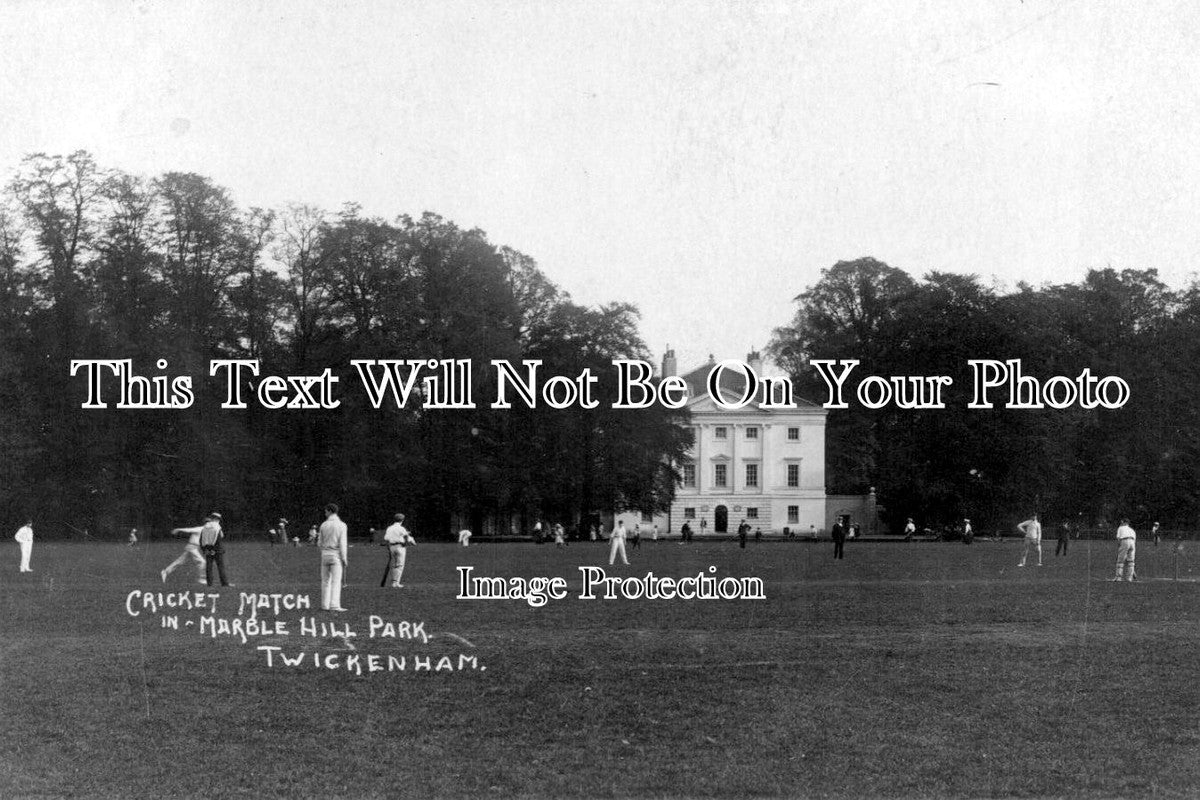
[0,152,690,538]
[770,257,1200,532]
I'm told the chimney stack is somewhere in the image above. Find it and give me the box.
[661,347,677,378]
[747,348,763,375]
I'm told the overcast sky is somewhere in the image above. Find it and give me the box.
[2,1,1197,372]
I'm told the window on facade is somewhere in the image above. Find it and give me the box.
[747,507,758,519]
[682,463,696,488]
[714,426,727,439]
[641,512,653,523]
[787,427,800,441]
[787,506,799,524]
[745,463,758,487]
[787,463,800,487]
[714,463,727,487]
[684,507,696,519]
[746,426,759,439]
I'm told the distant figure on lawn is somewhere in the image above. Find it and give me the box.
[590,524,598,542]
[962,519,973,545]
[15,519,33,573]
[553,524,566,548]
[652,524,659,542]
[458,529,472,547]
[738,521,748,549]
[903,518,915,541]
[1056,522,1070,556]
[631,523,641,549]
[609,521,629,565]
[1112,519,1136,582]
[1152,522,1161,547]
[680,521,692,543]
[128,528,138,546]
[318,503,348,611]
[831,519,846,560]
[1017,514,1042,568]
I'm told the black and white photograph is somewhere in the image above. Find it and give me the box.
[2,2,1199,797]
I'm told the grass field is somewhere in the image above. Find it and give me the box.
[1,537,1199,799]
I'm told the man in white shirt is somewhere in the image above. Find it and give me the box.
[1017,514,1042,567]
[608,521,629,565]
[382,513,415,588]
[903,518,916,541]
[458,529,472,547]
[15,520,33,572]
[1113,519,1137,582]
[318,503,348,611]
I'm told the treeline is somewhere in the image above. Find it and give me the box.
[770,257,1200,531]
[0,151,690,539]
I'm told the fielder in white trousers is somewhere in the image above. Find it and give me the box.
[15,523,33,572]
[609,522,629,565]
[1114,521,1136,581]
[321,550,344,610]
[318,505,349,611]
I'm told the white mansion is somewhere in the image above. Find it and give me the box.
[614,349,833,537]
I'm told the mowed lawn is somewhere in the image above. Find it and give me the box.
[1,537,1199,799]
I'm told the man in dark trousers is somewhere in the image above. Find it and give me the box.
[737,521,748,549]
[831,519,846,560]
[197,512,233,587]
[1056,521,1070,557]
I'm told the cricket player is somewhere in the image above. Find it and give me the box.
[15,520,33,572]
[608,520,629,565]
[1055,522,1070,556]
[1152,522,1161,547]
[383,513,415,588]
[553,524,565,547]
[318,503,348,611]
[198,513,233,586]
[903,518,916,541]
[163,518,209,584]
[1017,514,1042,567]
[458,529,472,547]
[128,528,138,546]
[1113,519,1136,581]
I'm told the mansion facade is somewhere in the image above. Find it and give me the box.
[614,349,829,537]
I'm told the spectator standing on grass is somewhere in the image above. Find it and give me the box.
[755,527,762,543]
[128,528,138,546]
[1056,521,1070,557]
[680,521,692,543]
[554,524,566,548]
[738,521,748,549]
[14,519,33,573]
[903,518,916,541]
[1112,519,1137,582]
[318,503,348,611]
[652,524,659,542]
[831,519,846,560]
[1017,514,1042,568]
[632,522,641,549]
[962,519,974,545]
[1152,522,1161,547]
[458,529,472,547]
[608,520,629,565]
[383,513,415,588]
